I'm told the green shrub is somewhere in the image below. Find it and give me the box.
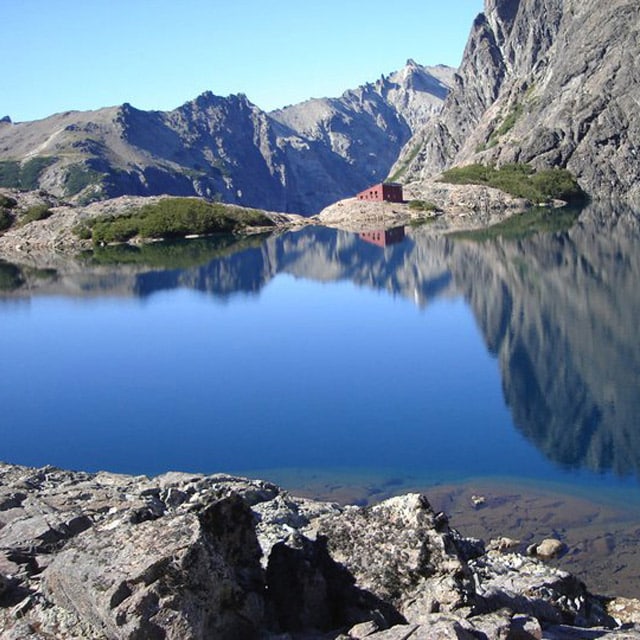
[0,194,17,208]
[0,209,14,231]
[408,200,438,212]
[0,157,56,190]
[21,204,52,224]
[64,165,104,196]
[75,198,275,244]
[0,161,21,188]
[439,163,585,204]
[20,157,56,190]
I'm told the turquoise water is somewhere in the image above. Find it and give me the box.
[1,206,640,506]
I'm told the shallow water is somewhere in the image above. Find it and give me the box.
[1,204,640,513]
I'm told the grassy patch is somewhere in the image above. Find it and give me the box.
[450,207,582,242]
[408,200,438,212]
[21,204,52,225]
[0,194,17,209]
[74,197,275,244]
[0,161,21,188]
[64,164,105,196]
[439,163,585,204]
[0,157,56,190]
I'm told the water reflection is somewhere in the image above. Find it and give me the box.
[1,203,640,481]
[359,226,406,247]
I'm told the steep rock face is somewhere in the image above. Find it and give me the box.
[0,63,453,215]
[396,0,640,202]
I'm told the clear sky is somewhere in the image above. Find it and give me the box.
[3,1,484,123]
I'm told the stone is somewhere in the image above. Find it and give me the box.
[533,538,567,560]
[606,597,640,625]
[488,537,521,553]
[0,462,635,638]
[316,494,475,621]
[348,619,382,638]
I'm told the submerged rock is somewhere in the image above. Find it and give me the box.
[0,462,638,639]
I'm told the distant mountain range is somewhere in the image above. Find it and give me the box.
[0,62,454,215]
[1,0,638,213]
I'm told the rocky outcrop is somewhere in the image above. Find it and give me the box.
[0,462,636,639]
[0,188,307,254]
[395,0,640,203]
[0,62,453,215]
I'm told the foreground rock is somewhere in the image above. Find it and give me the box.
[0,463,638,639]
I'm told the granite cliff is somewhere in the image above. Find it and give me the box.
[394,0,640,203]
[0,63,453,215]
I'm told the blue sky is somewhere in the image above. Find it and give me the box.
[3,1,483,123]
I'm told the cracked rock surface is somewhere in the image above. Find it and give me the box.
[0,463,638,639]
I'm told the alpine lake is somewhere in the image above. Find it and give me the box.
[2,200,640,597]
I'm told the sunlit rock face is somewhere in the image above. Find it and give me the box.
[0,63,453,215]
[396,0,640,204]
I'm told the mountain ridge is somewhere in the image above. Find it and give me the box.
[0,62,455,215]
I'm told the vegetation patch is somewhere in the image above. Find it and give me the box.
[0,194,17,209]
[0,209,14,232]
[64,164,105,196]
[439,163,585,204]
[0,157,56,190]
[408,200,438,212]
[74,198,275,244]
[20,204,53,225]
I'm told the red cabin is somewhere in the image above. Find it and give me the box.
[357,182,404,203]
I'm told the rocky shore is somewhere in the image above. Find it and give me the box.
[0,189,307,255]
[1,463,639,639]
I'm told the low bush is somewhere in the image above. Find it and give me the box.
[21,204,52,224]
[64,164,104,196]
[408,200,438,212]
[0,209,14,232]
[75,198,275,244]
[0,157,56,190]
[440,163,585,204]
[0,194,17,208]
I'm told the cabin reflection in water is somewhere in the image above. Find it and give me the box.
[359,226,405,247]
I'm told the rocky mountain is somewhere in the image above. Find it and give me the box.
[394,0,640,204]
[0,62,453,215]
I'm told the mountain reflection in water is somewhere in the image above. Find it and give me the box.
[1,203,639,488]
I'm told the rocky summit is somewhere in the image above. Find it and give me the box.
[395,0,640,204]
[1,463,639,639]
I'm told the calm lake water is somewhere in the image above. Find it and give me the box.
[1,203,640,509]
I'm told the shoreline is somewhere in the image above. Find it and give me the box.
[238,468,640,600]
[2,460,640,638]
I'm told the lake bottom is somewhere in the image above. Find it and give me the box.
[241,466,640,600]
